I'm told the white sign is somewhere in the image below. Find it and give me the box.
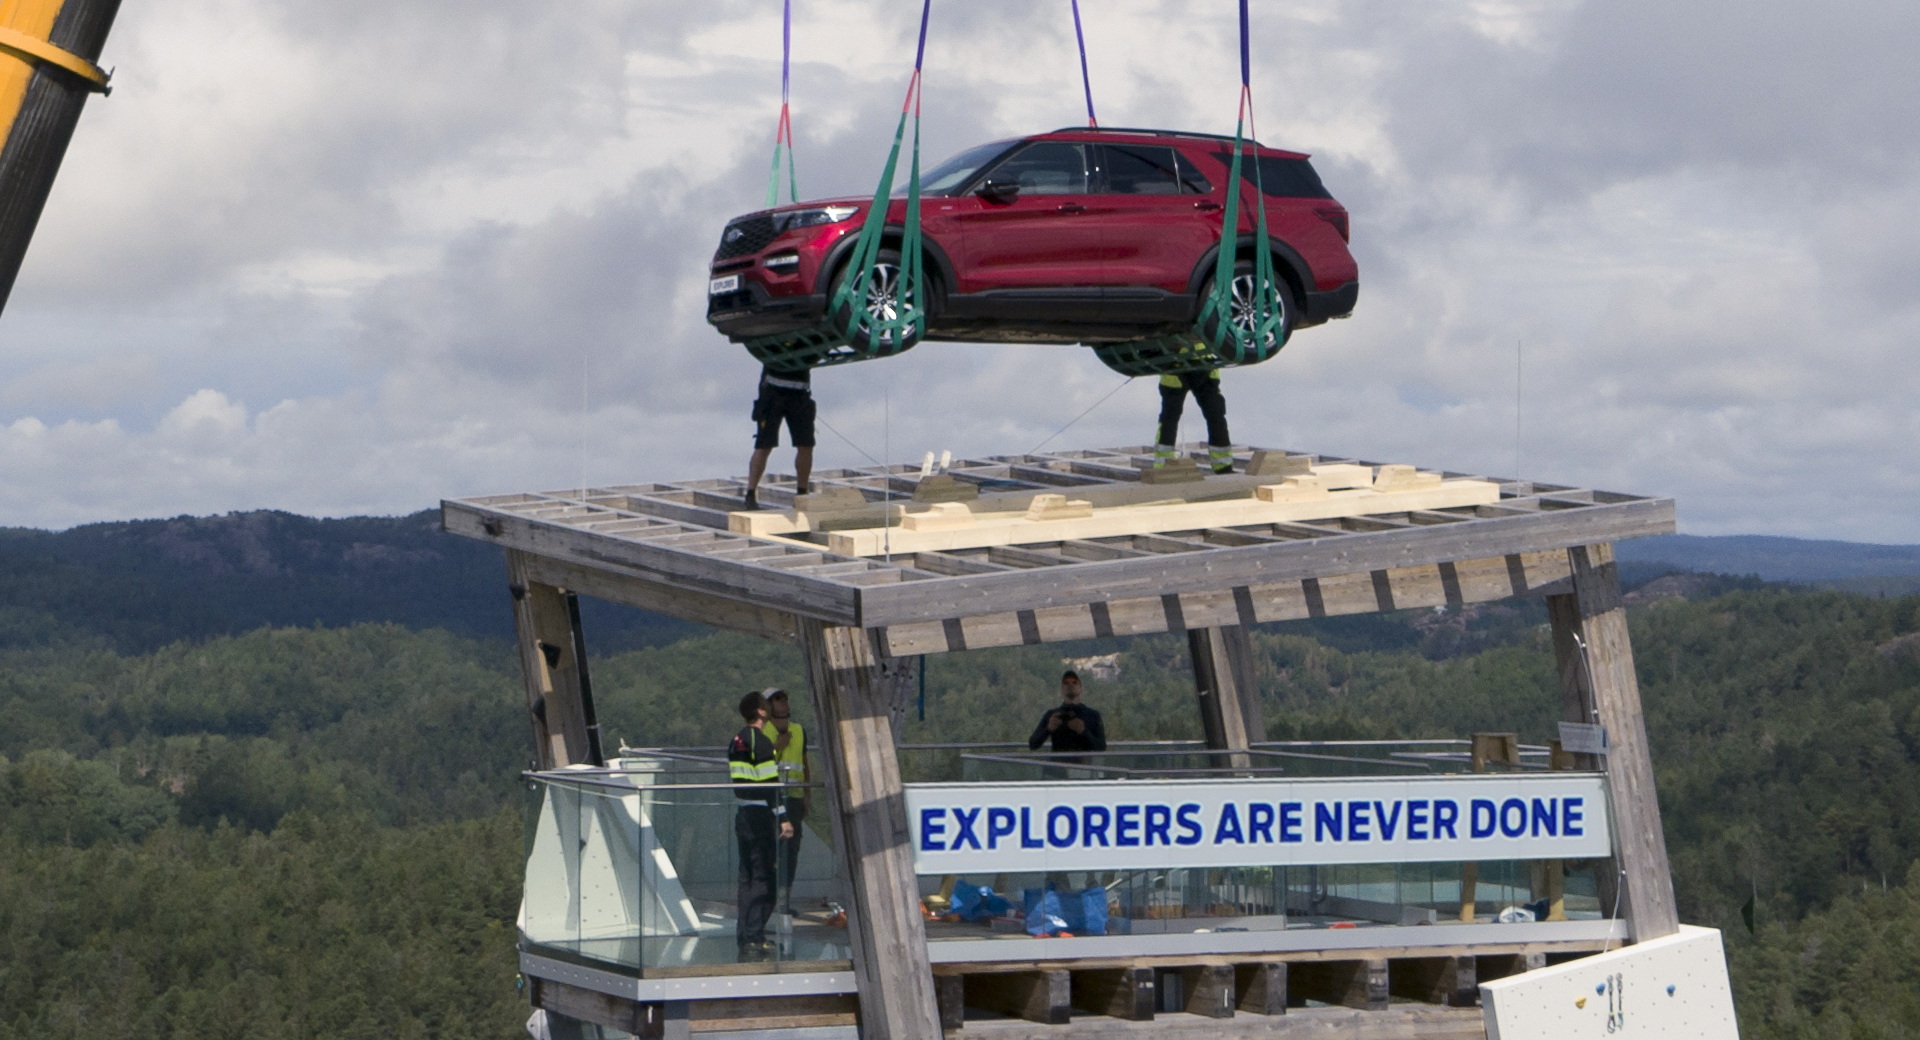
[905,774,1612,875]
[1558,722,1609,755]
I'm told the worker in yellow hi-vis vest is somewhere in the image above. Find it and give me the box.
[728,690,792,960]
[765,689,814,914]
[1154,368,1234,474]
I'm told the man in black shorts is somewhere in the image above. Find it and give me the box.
[744,366,815,510]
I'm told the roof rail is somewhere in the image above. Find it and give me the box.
[1046,126,1266,148]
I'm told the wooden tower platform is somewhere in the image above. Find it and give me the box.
[443,444,1679,1040]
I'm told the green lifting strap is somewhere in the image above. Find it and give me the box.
[742,1,933,373]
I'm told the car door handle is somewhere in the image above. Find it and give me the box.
[1193,201,1222,212]
[1057,203,1086,213]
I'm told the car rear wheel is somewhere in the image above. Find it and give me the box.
[1201,257,1293,352]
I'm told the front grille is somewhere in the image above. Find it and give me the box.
[715,215,778,260]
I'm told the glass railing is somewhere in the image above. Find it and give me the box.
[519,754,851,976]
[520,744,1616,978]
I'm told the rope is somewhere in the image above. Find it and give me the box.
[1027,375,1133,455]
[1071,0,1097,127]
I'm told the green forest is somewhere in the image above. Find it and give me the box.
[5,568,1920,1037]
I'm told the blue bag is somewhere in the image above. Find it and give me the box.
[949,881,1008,922]
[1023,888,1068,936]
[1054,887,1109,936]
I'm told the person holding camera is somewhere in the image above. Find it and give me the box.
[1028,670,1107,754]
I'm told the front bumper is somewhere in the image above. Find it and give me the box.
[707,279,827,342]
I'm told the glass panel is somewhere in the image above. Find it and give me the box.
[518,760,851,976]
[1100,145,1184,195]
[984,143,1090,195]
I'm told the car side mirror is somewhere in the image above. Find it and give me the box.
[976,179,1020,203]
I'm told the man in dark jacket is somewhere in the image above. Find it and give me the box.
[1028,670,1107,754]
[729,690,793,959]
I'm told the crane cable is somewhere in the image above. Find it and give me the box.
[765,0,799,208]
[1071,0,1097,128]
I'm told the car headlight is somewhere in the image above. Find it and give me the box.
[772,205,858,233]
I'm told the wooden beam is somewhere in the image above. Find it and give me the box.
[1234,962,1287,1015]
[515,552,800,644]
[856,499,1672,627]
[1070,966,1156,1021]
[936,975,966,1031]
[444,502,864,625]
[879,550,1575,657]
[507,551,595,768]
[1189,627,1261,766]
[1568,543,1680,940]
[530,977,660,1038]
[798,620,942,1040]
[824,480,1504,556]
[1289,959,1388,1011]
[1389,956,1477,1007]
[966,970,1071,1024]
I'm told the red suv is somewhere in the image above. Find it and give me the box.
[706,127,1357,351]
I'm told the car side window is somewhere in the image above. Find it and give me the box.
[1099,145,1184,195]
[984,142,1089,195]
[1173,152,1213,195]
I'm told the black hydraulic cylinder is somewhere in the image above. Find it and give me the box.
[0,0,120,317]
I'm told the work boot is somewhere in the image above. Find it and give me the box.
[1152,444,1178,469]
[742,490,759,511]
[1208,446,1234,474]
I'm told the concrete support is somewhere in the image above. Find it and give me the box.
[506,549,602,769]
[1553,543,1679,940]
[798,619,941,1040]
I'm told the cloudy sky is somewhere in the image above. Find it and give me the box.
[0,0,1915,541]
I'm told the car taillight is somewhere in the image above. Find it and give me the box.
[1314,205,1349,243]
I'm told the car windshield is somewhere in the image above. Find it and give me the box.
[899,140,1018,197]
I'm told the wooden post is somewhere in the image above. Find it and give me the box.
[1071,966,1156,1021]
[507,550,600,768]
[798,620,942,1040]
[1235,962,1287,1015]
[1458,733,1519,922]
[1189,626,1263,767]
[1561,543,1680,940]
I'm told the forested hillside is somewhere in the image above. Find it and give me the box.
[3,562,1919,1036]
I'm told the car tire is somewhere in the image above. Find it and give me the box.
[1200,257,1294,353]
[832,247,913,350]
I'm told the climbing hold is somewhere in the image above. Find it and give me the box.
[1575,997,1587,1009]
[1667,984,1677,996]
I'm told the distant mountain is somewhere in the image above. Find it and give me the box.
[1616,534,1920,595]
[0,510,699,653]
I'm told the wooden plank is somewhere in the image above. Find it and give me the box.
[443,502,864,625]
[825,480,1505,556]
[1070,966,1156,1021]
[1290,959,1388,1011]
[1389,956,1477,1007]
[516,552,800,644]
[855,497,1674,627]
[685,994,858,1032]
[531,977,660,1038]
[1235,962,1287,1016]
[1569,543,1679,940]
[885,550,1581,658]
[799,620,942,1040]
[966,970,1072,1024]
[1176,964,1237,1018]
[506,554,593,769]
